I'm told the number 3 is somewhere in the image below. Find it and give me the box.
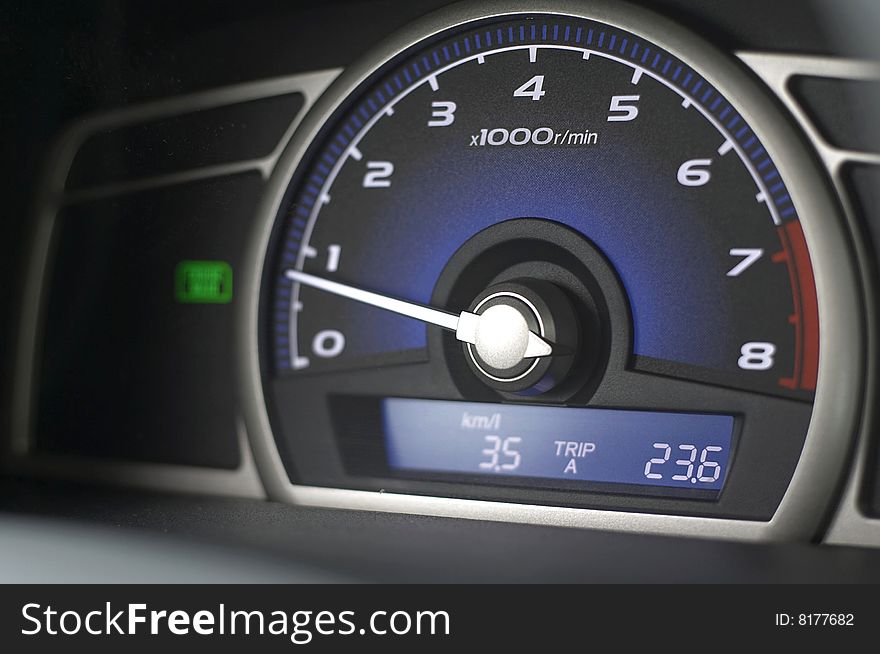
[428,101,456,127]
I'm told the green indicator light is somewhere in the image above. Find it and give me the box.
[175,260,233,304]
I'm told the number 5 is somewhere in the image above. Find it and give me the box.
[500,437,522,471]
[607,95,640,122]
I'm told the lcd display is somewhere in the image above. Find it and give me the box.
[383,399,734,491]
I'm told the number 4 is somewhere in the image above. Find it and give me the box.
[513,75,546,101]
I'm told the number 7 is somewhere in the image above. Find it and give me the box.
[727,248,763,277]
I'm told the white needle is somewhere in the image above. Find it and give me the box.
[285,269,553,361]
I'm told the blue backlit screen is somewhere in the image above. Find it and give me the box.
[383,399,734,491]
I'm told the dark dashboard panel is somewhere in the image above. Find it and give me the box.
[36,175,263,468]
[66,93,304,190]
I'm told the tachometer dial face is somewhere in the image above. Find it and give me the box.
[273,21,819,395]
[246,4,860,529]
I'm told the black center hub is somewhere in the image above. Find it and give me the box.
[431,218,632,404]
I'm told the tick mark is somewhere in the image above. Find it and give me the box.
[718,140,734,156]
[293,356,310,370]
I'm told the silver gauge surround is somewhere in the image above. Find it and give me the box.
[238,0,867,541]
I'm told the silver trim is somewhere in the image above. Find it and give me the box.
[240,1,866,540]
[58,70,343,201]
[737,53,880,171]
[737,54,880,547]
[6,69,342,499]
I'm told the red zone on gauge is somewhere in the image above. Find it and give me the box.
[775,220,819,392]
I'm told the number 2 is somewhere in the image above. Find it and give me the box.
[644,442,671,479]
[362,161,394,188]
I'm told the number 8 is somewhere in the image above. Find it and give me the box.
[738,342,776,370]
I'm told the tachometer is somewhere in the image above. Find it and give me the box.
[240,1,863,539]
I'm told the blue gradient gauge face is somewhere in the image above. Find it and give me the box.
[260,10,824,518]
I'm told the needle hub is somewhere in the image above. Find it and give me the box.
[463,279,579,394]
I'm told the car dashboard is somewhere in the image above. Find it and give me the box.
[3,0,880,582]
